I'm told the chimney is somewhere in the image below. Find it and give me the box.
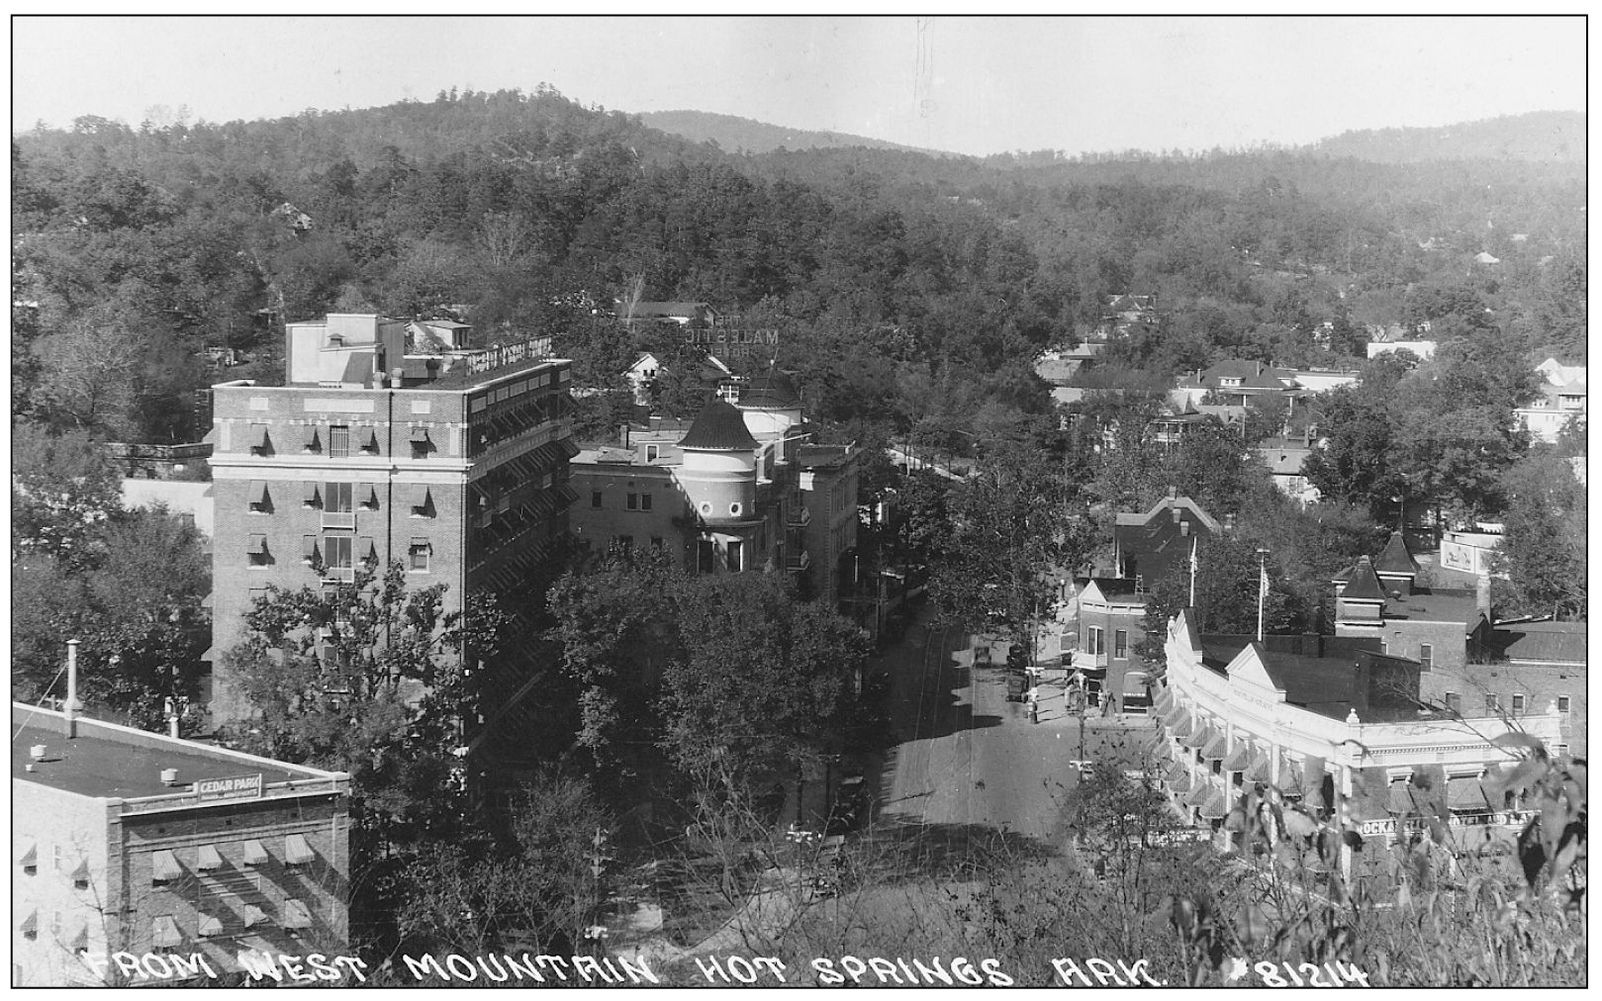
[1476,574,1492,623]
[619,424,631,448]
[64,639,79,739]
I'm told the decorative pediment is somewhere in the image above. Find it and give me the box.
[1223,644,1284,699]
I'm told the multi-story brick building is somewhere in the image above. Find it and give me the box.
[568,373,860,611]
[206,314,575,720]
[1331,532,1488,674]
[1442,619,1587,757]
[12,704,349,987]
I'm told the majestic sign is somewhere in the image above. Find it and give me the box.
[687,327,780,359]
[194,773,264,801]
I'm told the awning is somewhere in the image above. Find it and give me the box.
[18,843,36,868]
[361,483,379,508]
[302,427,321,452]
[197,913,224,938]
[151,915,182,949]
[242,840,268,866]
[243,905,268,928]
[1149,735,1174,762]
[1200,792,1231,820]
[413,487,434,513]
[19,910,37,935]
[249,480,269,505]
[68,922,89,951]
[302,535,319,561]
[1169,712,1194,740]
[196,844,223,872]
[1153,686,1173,712]
[362,427,379,451]
[1448,776,1493,812]
[246,534,267,555]
[359,536,377,564]
[1222,745,1253,771]
[1245,751,1273,784]
[1387,779,1418,814]
[151,849,182,882]
[1183,723,1215,750]
[409,426,431,443]
[1166,763,1192,794]
[281,899,312,931]
[1122,671,1149,697]
[409,537,431,552]
[1184,781,1213,807]
[284,834,315,866]
[1200,734,1228,760]
[68,858,90,882]
[250,424,270,449]
[303,481,321,506]
[1278,757,1309,796]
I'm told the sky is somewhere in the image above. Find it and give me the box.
[10,14,1588,157]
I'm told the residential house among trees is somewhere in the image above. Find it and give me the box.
[1513,357,1586,444]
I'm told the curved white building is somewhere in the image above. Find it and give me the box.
[1149,609,1562,845]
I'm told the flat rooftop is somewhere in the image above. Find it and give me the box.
[13,706,334,802]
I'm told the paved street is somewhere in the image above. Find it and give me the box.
[874,609,1157,842]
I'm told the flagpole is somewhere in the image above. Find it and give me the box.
[1188,535,1198,609]
[1256,548,1270,642]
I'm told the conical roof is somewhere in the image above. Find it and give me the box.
[1374,531,1420,577]
[679,398,759,451]
[1340,556,1388,601]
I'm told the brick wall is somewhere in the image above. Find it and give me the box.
[1421,661,1586,756]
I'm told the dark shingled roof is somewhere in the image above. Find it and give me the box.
[679,398,758,451]
[1374,531,1421,577]
[1340,556,1388,600]
[737,371,803,410]
[1483,621,1588,663]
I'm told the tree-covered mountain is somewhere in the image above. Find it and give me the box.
[1309,111,1585,164]
[11,86,1586,453]
[639,109,949,156]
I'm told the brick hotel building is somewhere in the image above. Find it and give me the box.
[206,314,575,720]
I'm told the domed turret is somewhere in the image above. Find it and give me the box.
[676,398,759,526]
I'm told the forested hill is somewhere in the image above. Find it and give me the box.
[639,109,948,156]
[11,86,1587,452]
[1309,111,1585,164]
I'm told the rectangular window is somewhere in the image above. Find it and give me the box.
[329,425,350,458]
[247,534,270,567]
[591,491,603,509]
[323,536,353,573]
[1485,693,1499,714]
[641,493,653,512]
[408,540,431,572]
[410,427,431,459]
[1418,643,1433,670]
[697,539,717,574]
[1114,629,1128,660]
[1511,693,1526,714]
[646,445,660,461]
[411,488,435,518]
[727,540,744,572]
[1558,696,1571,713]
[626,493,638,511]
[1444,691,1461,714]
[324,482,352,513]
[1087,626,1104,656]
